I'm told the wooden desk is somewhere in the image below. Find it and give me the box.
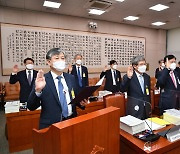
[6,110,40,153]
[120,125,180,154]
[6,100,104,152]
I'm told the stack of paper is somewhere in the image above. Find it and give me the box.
[163,109,180,125]
[120,115,145,135]
[5,101,20,113]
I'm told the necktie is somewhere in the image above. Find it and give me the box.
[170,71,177,88]
[139,75,144,93]
[57,76,68,118]
[28,70,31,85]
[77,67,82,87]
[114,71,117,82]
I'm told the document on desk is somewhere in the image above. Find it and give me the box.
[163,109,180,125]
[4,101,20,113]
[144,119,165,131]
[120,115,145,135]
[148,117,170,126]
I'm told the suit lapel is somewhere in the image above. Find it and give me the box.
[46,72,60,105]
[22,70,30,85]
[63,73,73,100]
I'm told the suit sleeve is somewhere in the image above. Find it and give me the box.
[157,68,170,88]
[100,71,106,79]
[9,73,19,84]
[120,74,131,92]
[27,86,41,111]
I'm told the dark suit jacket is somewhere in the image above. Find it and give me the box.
[69,65,89,94]
[9,70,38,103]
[121,71,151,119]
[27,72,84,129]
[100,69,121,93]
[157,68,180,114]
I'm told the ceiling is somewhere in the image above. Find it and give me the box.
[0,0,180,30]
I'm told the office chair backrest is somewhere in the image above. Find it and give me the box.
[103,93,126,117]
[4,82,20,101]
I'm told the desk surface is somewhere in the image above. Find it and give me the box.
[120,125,180,154]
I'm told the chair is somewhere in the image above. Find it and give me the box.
[4,82,20,102]
[103,93,126,117]
[150,77,157,90]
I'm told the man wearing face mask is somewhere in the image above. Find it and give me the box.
[68,54,89,94]
[100,60,121,93]
[121,55,151,119]
[155,59,165,79]
[157,55,180,115]
[9,57,38,103]
[27,48,87,129]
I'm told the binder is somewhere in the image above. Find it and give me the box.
[69,85,101,104]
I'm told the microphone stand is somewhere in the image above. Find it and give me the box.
[143,101,160,142]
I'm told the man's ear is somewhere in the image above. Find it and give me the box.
[46,60,51,66]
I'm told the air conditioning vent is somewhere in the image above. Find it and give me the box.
[84,0,113,10]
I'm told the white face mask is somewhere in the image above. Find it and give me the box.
[170,62,176,71]
[138,65,146,73]
[76,59,82,65]
[112,65,117,70]
[53,60,66,71]
[26,64,34,70]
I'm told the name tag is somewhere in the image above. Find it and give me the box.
[83,73,86,77]
[71,88,75,99]
[146,86,149,95]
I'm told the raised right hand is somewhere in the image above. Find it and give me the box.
[127,66,133,79]
[35,69,46,92]
[13,65,19,73]
[104,65,108,72]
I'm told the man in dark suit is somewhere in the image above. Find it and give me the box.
[100,60,121,93]
[157,55,180,115]
[121,55,151,119]
[27,48,87,129]
[68,54,89,94]
[155,59,165,79]
[9,57,38,103]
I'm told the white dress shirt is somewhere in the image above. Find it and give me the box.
[51,71,72,116]
[111,69,116,85]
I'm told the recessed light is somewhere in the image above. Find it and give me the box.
[151,22,166,26]
[89,9,105,15]
[43,0,61,8]
[124,16,139,21]
[149,4,169,11]
[116,0,125,2]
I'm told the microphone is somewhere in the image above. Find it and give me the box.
[143,101,160,142]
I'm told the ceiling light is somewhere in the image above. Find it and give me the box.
[124,16,139,21]
[89,9,105,15]
[43,0,61,8]
[116,0,125,2]
[151,22,166,26]
[149,4,169,11]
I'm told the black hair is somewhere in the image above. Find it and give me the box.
[158,59,164,64]
[109,60,117,65]
[24,57,34,64]
[163,55,176,63]
[46,48,64,60]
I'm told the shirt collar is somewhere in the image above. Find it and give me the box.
[51,71,64,80]
[135,71,143,77]
[26,69,33,73]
